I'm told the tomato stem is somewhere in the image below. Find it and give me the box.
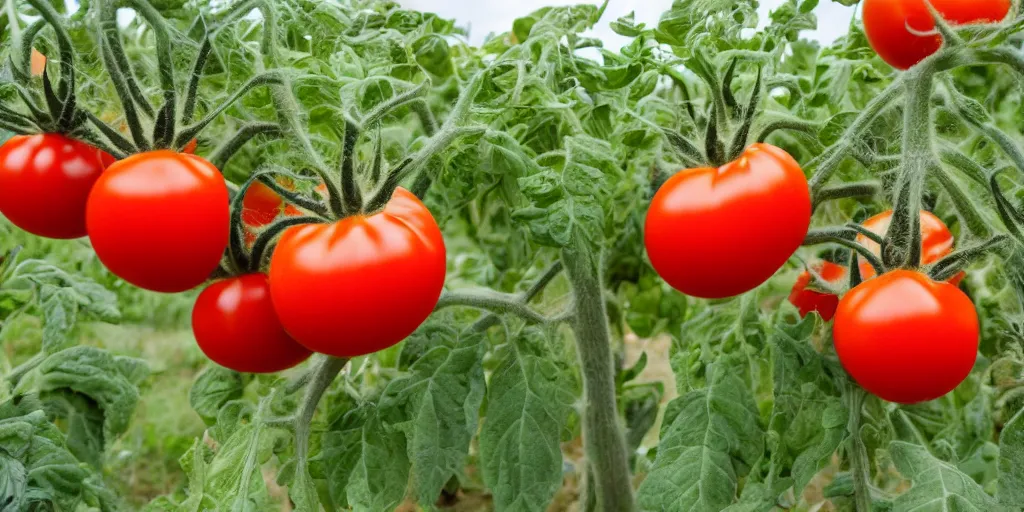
[562,240,636,512]
[175,72,285,150]
[339,119,364,215]
[123,0,177,144]
[293,355,349,497]
[97,20,149,150]
[845,384,872,512]
[97,0,156,120]
[434,289,568,325]
[811,182,880,211]
[181,36,213,126]
[884,66,936,271]
[209,122,284,172]
[248,216,324,273]
[12,19,44,85]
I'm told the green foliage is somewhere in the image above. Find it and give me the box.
[1,0,1024,510]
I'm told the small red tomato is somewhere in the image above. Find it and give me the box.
[192,274,311,373]
[269,187,446,357]
[863,0,1011,70]
[789,261,847,321]
[645,144,811,299]
[833,270,978,403]
[0,134,114,239]
[855,210,963,285]
[86,151,229,293]
[182,139,198,155]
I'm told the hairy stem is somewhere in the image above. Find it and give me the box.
[293,356,349,479]
[562,240,635,512]
[846,385,872,512]
[434,289,564,324]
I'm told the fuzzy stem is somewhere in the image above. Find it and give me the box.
[209,122,283,171]
[562,239,635,512]
[98,0,155,118]
[846,385,872,512]
[293,356,348,485]
[434,289,562,325]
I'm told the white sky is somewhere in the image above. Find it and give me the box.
[401,0,858,47]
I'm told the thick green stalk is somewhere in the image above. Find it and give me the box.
[846,386,872,512]
[562,239,635,512]
[294,356,349,474]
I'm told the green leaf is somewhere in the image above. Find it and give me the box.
[611,12,644,37]
[39,285,78,353]
[189,366,245,424]
[479,329,576,512]
[0,452,27,510]
[767,318,847,494]
[379,324,486,505]
[35,346,147,441]
[998,406,1024,506]
[890,441,1006,511]
[637,364,765,512]
[323,405,410,512]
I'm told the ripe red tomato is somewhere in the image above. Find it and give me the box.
[192,274,311,373]
[855,210,963,284]
[182,139,198,155]
[833,270,978,403]
[863,0,1011,69]
[269,187,446,357]
[86,151,229,293]
[645,144,811,299]
[0,134,115,239]
[789,261,847,321]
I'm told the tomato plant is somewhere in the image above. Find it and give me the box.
[645,144,811,298]
[268,187,446,357]
[192,274,311,373]
[2,0,1024,511]
[0,133,113,239]
[86,151,229,293]
[834,270,979,403]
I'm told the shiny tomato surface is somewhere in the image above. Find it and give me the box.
[192,274,311,373]
[789,261,847,321]
[0,134,114,239]
[86,151,229,293]
[833,270,979,403]
[269,187,446,357]
[645,144,811,299]
[863,0,1011,69]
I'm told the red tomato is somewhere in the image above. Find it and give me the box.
[645,144,811,299]
[863,0,1011,70]
[833,270,978,403]
[242,181,285,227]
[86,151,229,293]
[192,274,311,373]
[855,210,963,285]
[182,139,198,154]
[269,187,446,357]
[789,261,847,321]
[0,134,114,239]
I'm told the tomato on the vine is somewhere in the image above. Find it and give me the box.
[855,210,963,284]
[789,261,847,321]
[269,187,446,357]
[192,274,311,373]
[863,0,1011,70]
[86,151,229,293]
[645,144,811,299]
[243,181,286,227]
[0,134,115,239]
[833,270,978,403]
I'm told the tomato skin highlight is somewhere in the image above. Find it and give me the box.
[86,151,229,293]
[789,261,847,321]
[0,134,114,239]
[645,144,811,299]
[863,0,1011,70]
[192,274,311,373]
[269,187,446,357]
[833,270,979,404]
[855,210,964,285]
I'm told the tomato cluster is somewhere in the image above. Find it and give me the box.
[645,143,979,404]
